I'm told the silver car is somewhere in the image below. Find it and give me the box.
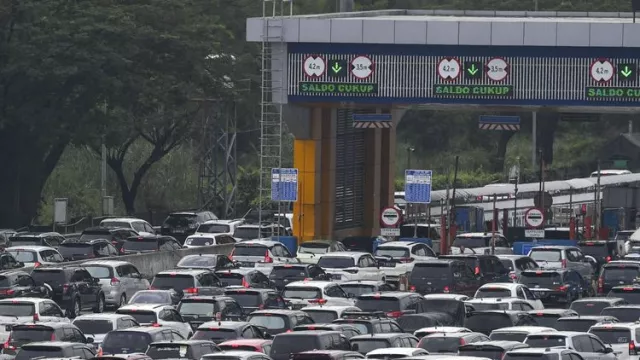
[527,246,594,283]
[82,260,150,308]
[72,313,139,346]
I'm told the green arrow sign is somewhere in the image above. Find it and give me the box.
[328,59,347,78]
[464,61,483,79]
[617,63,636,81]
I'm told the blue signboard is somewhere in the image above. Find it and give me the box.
[404,169,432,204]
[352,114,392,121]
[271,168,298,202]
[479,115,521,125]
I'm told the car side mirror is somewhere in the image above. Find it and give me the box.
[86,337,94,344]
[5,325,11,332]
[351,343,359,352]
[604,347,613,354]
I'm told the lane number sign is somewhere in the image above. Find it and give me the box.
[380,207,401,227]
[437,58,461,80]
[351,55,374,79]
[486,58,509,81]
[590,59,614,82]
[303,55,326,77]
[524,208,545,228]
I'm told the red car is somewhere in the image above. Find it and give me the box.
[217,339,273,354]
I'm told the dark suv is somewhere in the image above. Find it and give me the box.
[409,259,480,296]
[57,239,119,261]
[9,232,65,247]
[150,269,223,297]
[0,271,48,299]
[465,310,538,335]
[100,326,185,355]
[161,211,218,241]
[270,331,350,360]
[3,322,91,355]
[122,235,181,254]
[598,261,640,295]
[146,340,220,360]
[177,296,245,329]
[79,227,138,253]
[354,292,427,319]
[269,264,330,291]
[31,267,106,317]
[439,254,510,284]
[333,312,404,335]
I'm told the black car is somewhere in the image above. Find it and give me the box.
[192,321,271,344]
[458,341,529,360]
[14,341,95,360]
[3,322,91,355]
[555,315,618,332]
[608,285,640,305]
[122,235,182,254]
[291,350,364,360]
[233,223,290,241]
[269,264,330,291]
[333,312,404,335]
[224,288,287,313]
[101,326,185,355]
[579,240,618,270]
[527,309,578,328]
[150,269,224,297]
[349,333,419,355]
[215,269,273,289]
[465,310,538,335]
[519,269,585,305]
[79,226,138,253]
[293,324,361,339]
[271,331,350,360]
[247,310,315,335]
[571,297,627,315]
[409,259,480,296]
[439,254,510,284]
[354,292,427,319]
[601,304,640,322]
[177,254,238,272]
[0,271,49,299]
[9,232,65,248]
[30,266,106,317]
[598,261,640,295]
[161,211,218,242]
[57,239,119,261]
[177,296,245,330]
[146,340,220,360]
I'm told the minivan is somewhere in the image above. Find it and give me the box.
[409,259,480,296]
[270,331,350,360]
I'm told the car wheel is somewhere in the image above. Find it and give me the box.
[69,297,81,318]
[93,294,105,313]
[118,294,127,308]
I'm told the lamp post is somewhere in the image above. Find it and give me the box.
[406,146,415,169]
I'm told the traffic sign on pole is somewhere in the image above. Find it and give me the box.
[404,170,432,204]
[524,208,545,228]
[271,168,298,202]
[380,207,401,227]
[351,55,374,79]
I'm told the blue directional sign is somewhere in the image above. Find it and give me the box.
[478,115,520,130]
[404,169,432,204]
[271,168,298,202]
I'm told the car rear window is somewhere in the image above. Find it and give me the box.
[225,292,261,308]
[459,348,504,359]
[101,221,132,229]
[0,303,34,317]
[186,237,215,246]
[555,318,598,332]
[84,265,113,279]
[198,224,230,234]
[350,339,391,354]
[282,287,322,300]
[465,313,513,332]
[164,214,197,227]
[101,331,152,354]
[570,301,611,315]
[602,266,640,281]
[31,269,66,286]
[418,336,461,353]
[217,273,244,287]
[341,284,377,297]
[525,335,567,348]
[470,302,510,311]
[177,300,218,316]
[503,354,559,360]
[298,243,330,254]
[151,274,194,291]
[7,250,36,263]
[124,238,158,251]
[73,319,113,335]
[177,256,218,268]
[374,247,410,258]
[146,343,193,359]
[452,236,488,248]
[490,332,528,342]
[0,276,11,288]
[528,249,562,262]
[355,297,400,312]
[10,325,54,342]
[233,245,269,257]
[529,313,563,328]
[317,256,355,269]
[271,266,308,278]
[475,287,512,298]
[580,243,610,257]
[248,314,287,330]
[589,328,632,344]
[271,334,321,357]
[9,237,41,246]
[303,310,338,324]
[410,263,451,279]
[129,291,171,305]
[601,307,640,322]
[116,310,157,324]
[609,288,640,304]
[500,259,514,271]
[218,344,260,352]
[15,346,64,360]
[519,272,562,287]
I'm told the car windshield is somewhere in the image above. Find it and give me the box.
[465,313,513,332]
[186,237,216,246]
[580,243,609,257]
[177,255,218,268]
[233,245,268,256]
[146,344,192,359]
[101,221,132,229]
[590,328,631,344]
[0,276,11,288]
[248,315,287,330]
[226,293,261,308]
[271,334,320,357]
[411,263,451,279]
[609,289,640,304]
[271,267,307,278]
[31,270,65,286]
[303,310,338,323]
[519,272,562,287]
[233,228,260,240]
[151,274,194,291]
[282,287,322,300]
[164,214,197,227]
[374,247,410,258]
[317,257,355,269]
[529,249,562,262]
[470,302,510,311]
[298,243,330,254]
[83,265,113,279]
[530,314,561,327]
[116,310,157,324]
[475,288,512,298]
[15,347,64,360]
[601,307,640,322]
[617,232,635,241]
[490,332,528,342]
[571,301,611,315]
[124,238,158,251]
[556,319,598,332]
[452,236,488,248]
[197,224,230,234]
[0,303,35,316]
[418,336,460,353]
[217,273,244,287]
[129,291,172,305]
[7,250,36,263]
[350,339,390,354]
[500,259,515,271]
[10,327,54,342]
[603,266,640,281]
[355,298,400,312]
[178,301,218,316]
[341,284,377,297]
[101,331,152,354]
[73,319,113,335]
[525,335,567,348]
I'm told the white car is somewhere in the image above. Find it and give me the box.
[72,313,139,346]
[300,305,361,324]
[297,240,347,265]
[0,298,69,343]
[524,331,617,360]
[6,246,64,268]
[195,219,245,235]
[489,326,557,343]
[373,241,436,283]
[316,252,385,282]
[183,233,237,248]
[231,240,298,270]
[414,326,471,338]
[115,304,192,338]
[365,348,429,358]
[100,217,155,237]
[424,293,470,301]
[450,232,511,255]
[589,322,639,360]
[282,280,355,309]
[466,297,537,312]
[474,283,544,310]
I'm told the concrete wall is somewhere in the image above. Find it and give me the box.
[32,244,235,279]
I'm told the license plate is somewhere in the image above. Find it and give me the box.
[174,229,185,234]
[381,262,396,267]
[241,262,255,267]
[332,274,342,280]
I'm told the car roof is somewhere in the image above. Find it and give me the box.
[528,309,579,316]
[216,268,255,275]
[285,281,337,289]
[197,321,250,330]
[529,246,575,250]
[508,348,568,355]
[414,326,471,334]
[118,304,169,312]
[0,297,51,304]
[203,351,266,358]
[460,340,527,349]
[218,339,272,346]
[377,242,419,249]
[102,218,145,223]
[423,294,469,301]
[112,326,166,334]
[73,313,136,321]
[277,330,341,337]
[496,255,530,260]
[236,240,282,247]
[572,297,625,303]
[82,260,133,267]
[366,348,426,356]
[150,340,215,346]
[6,246,54,251]
[14,322,73,329]
[591,322,640,330]
[22,341,84,348]
[318,252,370,259]
[491,326,556,333]
[157,269,208,276]
[301,306,360,312]
[299,240,336,245]
[558,315,617,321]
[249,310,308,316]
[351,333,410,340]
[478,283,519,290]
[357,292,416,299]
[424,332,478,338]
[0,270,29,277]
[603,304,640,309]
[527,331,587,337]
[467,297,523,304]
[339,280,386,286]
[224,288,276,294]
[522,268,568,274]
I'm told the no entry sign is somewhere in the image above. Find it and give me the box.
[380,207,401,227]
[524,208,545,228]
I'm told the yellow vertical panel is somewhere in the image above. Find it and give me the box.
[293,139,317,242]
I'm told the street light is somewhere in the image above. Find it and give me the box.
[406,146,415,169]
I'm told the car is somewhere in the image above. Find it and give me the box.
[589,321,640,359]
[339,281,395,298]
[598,260,640,295]
[98,326,184,355]
[0,270,49,299]
[0,230,16,251]
[202,350,272,360]
[178,254,239,272]
[177,295,245,329]
[2,322,91,355]
[409,259,480,296]
[349,333,418,355]
[57,238,119,261]
[72,313,140,346]
[218,339,273,354]
[9,232,65,248]
[6,245,63,268]
[233,223,290,241]
[570,297,627,315]
[439,254,510,284]
[216,268,273,289]
[128,289,181,306]
[122,235,182,254]
[365,348,429,359]
[465,310,538,335]
[231,240,298,268]
[269,264,330,291]
[224,288,287,313]
[30,266,106,317]
[196,219,245,236]
[601,304,640,322]
[292,350,364,360]
[283,281,354,309]
[473,283,544,309]
[82,260,150,309]
[296,240,348,265]
[0,252,23,272]
[100,217,155,237]
[579,240,620,270]
[413,326,471,338]
[300,305,361,324]
[115,304,192,338]
[293,323,361,339]
[527,246,595,283]
[489,326,557,342]
[78,226,139,253]
[0,297,69,344]
[417,331,489,354]
[496,254,539,282]
[373,241,436,284]
[192,321,271,344]
[184,233,237,248]
[150,269,223,297]
[524,331,616,359]
[270,330,350,360]
[13,341,96,360]
[608,285,640,304]
[527,309,578,328]
[504,347,587,360]
[316,252,385,282]
[247,309,315,335]
[160,211,218,241]
[88,354,152,360]
[354,292,427,319]
[458,340,529,359]
[450,232,510,255]
[520,269,590,305]
[466,297,536,311]
[333,312,403,335]
[555,315,618,332]
[145,339,220,360]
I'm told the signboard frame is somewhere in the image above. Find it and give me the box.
[404,169,432,204]
[271,168,299,202]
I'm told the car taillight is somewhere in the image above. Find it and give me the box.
[561,259,567,268]
[110,277,120,286]
[459,338,466,345]
[606,256,612,262]
[474,266,480,275]
[386,311,404,318]
[184,288,199,294]
[556,285,568,292]
[630,341,637,355]
[309,299,327,305]
[258,304,265,310]
[444,286,450,293]
[409,285,416,292]
[152,323,162,327]
[97,347,103,356]
[598,277,604,294]
[111,238,118,245]
[62,284,70,294]
[509,271,517,280]
[264,250,273,263]
[0,289,14,295]
[119,247,125,254]
[50,332,55,341]
[33,313,39,321]
[34,262,41,268]
[241,278,250,289]
[3,339,13,350]
[399,258,414,263]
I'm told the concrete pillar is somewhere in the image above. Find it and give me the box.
[319,108,336,239]
[364,127,383,235]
